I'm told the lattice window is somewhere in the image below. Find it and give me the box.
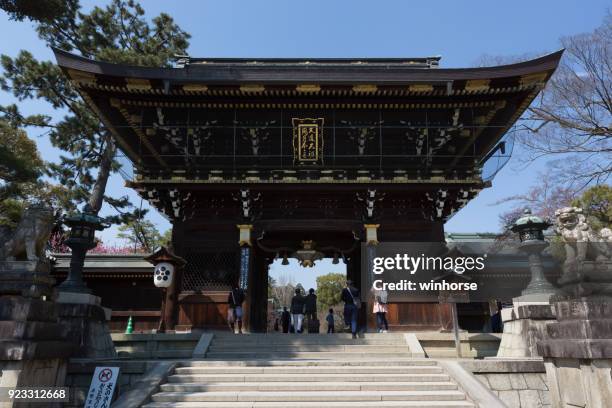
[181,251,239,291]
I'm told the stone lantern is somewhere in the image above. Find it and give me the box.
[58,205,108,293]
[54,206,116,358]
[496,208,558,358]
[145,246,186,332]
[510,208,556,296]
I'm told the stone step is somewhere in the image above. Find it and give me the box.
[421,349,479,358]
[141,334,481,408]
[208,345,410,352]
[209,341,408,347]
[115,349,193,359]
[168,373,451,383]
[160,381,458,392]
[182,359,436,367]
[204,351,413,359]
[151,390,467,402]
[210,337,407,345]
[209,340,406,345]
[143,401,475,408]
[174,366,443,375]
[212,333,406,338]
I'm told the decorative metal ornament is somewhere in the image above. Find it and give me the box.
[292,118,324,165]
[237,224,253,247]
[364,224,380,246]
[233,189,261,223]
[292,240,325,268]
[356,189,385,221]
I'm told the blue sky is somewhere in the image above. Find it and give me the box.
[1,1,608,289]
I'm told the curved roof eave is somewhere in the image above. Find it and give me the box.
[53,48,564,85]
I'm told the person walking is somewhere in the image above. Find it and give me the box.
[341,280,360,339]
[281,306,291,333]
[227,286,245,334]
[372,289,389,333]
[326,308,335,334]
[290,288,305,333]
[304,288,318,332]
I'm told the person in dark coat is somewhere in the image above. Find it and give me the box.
[341,280,360,339]
[290,288,305,333]
[304,288,318,333]
[304,288,317,320]
[281,306,291,334]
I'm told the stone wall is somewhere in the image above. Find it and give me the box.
[475,372,550,407]
[461,359,550,408]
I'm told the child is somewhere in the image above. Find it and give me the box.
[326,308,335,333]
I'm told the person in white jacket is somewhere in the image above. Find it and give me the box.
[372,288,389,333]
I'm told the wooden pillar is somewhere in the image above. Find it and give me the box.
[346,240,365,332]
[247,247,270,333]
[145,245,186,333]
[159,267,182,332]
[364,224,379,332]
[170,221,184,332]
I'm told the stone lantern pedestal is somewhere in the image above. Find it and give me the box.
[496,295,556,358]
[55,291,116,358]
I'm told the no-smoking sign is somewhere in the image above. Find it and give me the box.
[98,368,113,383]
[85,366,120,408]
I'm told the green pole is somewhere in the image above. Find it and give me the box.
[125,316,134,334]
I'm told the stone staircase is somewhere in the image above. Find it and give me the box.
[205,332,415,360]
[143,333,476,407]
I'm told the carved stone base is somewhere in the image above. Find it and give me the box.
[539,299,612,407]
[55,292,116,359]
[0,261,55,299]
[539,300,612,359]
[0,359,67,408]
[557,261,612,299]
[0,296,74,360]
[0,260,72,408]
[496,296,555,358]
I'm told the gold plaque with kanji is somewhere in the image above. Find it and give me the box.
[292,118,324,165]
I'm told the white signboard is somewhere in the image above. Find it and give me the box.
[84,366,120,408]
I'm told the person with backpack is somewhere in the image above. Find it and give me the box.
[290,287,306,333]
[227,286,245,334]
[341,280,360,339]
[372,288,389,333]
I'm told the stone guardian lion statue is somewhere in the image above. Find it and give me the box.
[555,207,612,271]
[0,203,55,262]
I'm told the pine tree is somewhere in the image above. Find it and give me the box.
[0,119,43,228]
[316,273,346,311]
[117,219,163,252]
[0,0,190,226]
